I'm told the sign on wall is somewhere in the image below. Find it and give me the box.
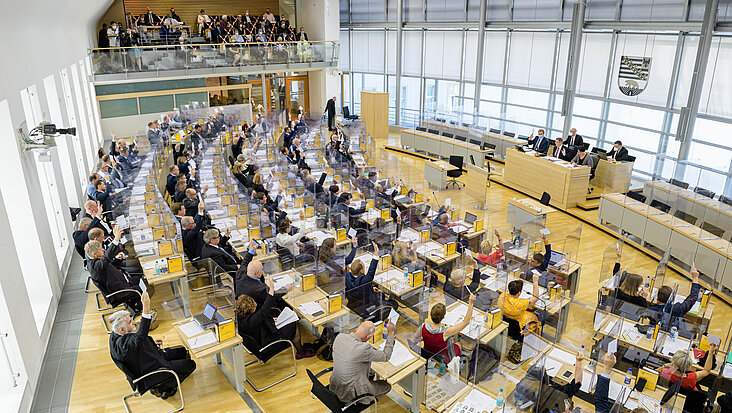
[618,56,652,96]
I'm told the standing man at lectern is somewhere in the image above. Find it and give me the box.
[326,96,337,131]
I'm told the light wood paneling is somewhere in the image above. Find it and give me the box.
[361,91,389,140]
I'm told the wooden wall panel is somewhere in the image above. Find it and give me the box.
[124,0,280,30]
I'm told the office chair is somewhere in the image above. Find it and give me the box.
[626,191,647,204]
[484,143,496,151]
[307,368,377,413]
[447,156,464,189]
[342,106,358,120]
[468,138,482,146]
[694,187,715,199]
[540,192,551,206]
[442,132,453,139]
[489,128,501,135]
[673,210,697,225]
[701,221,725,238]
[669,178,689,189]
[650,200,671,213]
[455,135,467,142]
[90,280,145,334]
[241,334,298,391]
[427,129,439,135]
[504,132,516,138]
[719,194,732,206]
[416,126,427,132]
[627,155,636,162]
[116,360,185,413]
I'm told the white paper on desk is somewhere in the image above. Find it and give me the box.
[723,363,732,379]
[662,336,692,357]
[141,260,157,270]
[178,320,204,338]
[298,301,323,316]
[387,309,400,325]
[347,228,357,238]
[543,357,564,377]
[607,379,624,402]
[187,331,217,350]
[580,370,594,393]
[379,340,416,367]
[138,279,147,294]
[548,348,576,366]
[463,389,496,411]
[621,328,643,345]
[627,394,662,413]
[608,338,618,354]
[273,274,295,291]
[116,215,129,230]
[275,307,300,329]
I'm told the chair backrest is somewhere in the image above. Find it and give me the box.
[627,155,636,162]
[540,192,551,206]
[342,106,350,117]
[489,128,500,134]
[504,131,516,138]
[90,278,113,303]
[449,155,463,169]
[442,132,453,139]
[469,138,481,146]
[427,129,439,135]
[416,126,427,132]
[626,191,647,203]
[307,369,346,413]
[455,135,466,142]
[485,143,496,150]
[694,187,715,199]
[669,178,689,189]
[461,122,470,128]
[240,333,265,360]
[650,199,671,213]
[720,194,732,206]
[275,244,295,270]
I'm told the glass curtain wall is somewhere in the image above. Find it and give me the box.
[339,0,732,195]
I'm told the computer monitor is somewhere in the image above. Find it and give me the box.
[548,250,564,266]
[464,211,477,224]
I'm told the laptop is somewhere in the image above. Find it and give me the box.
[464,211,477,224]
[597,151,608,160]
[548,250,564,266]
[194,302,223,327]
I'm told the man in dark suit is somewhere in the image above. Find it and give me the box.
[109,292,196,400]
[607,140,629,161]
[73,218,93,259]
[551,138,573,162]
[146,122,160,147]
[200,229,239,274]
[88,227,142,276]
[86,226,143,312]
[166,165,179,198]
[181,203,206,260]
[92,179,116,216]
[527,129,549,154]
[143,7,159,25]
[296,27,308,41]
[234,248,285,307]
[84,200,112,237]
[325,96,337,131]
[566,128,583,148]
[182,188,204,217]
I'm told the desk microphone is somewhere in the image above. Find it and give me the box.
[432,191,440,211]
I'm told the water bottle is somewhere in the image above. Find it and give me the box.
[646,325,654,340]
[382,324,388,340]
[670,324,678,340]
[581,345,589,357]
[496,388,504,407]
[624,368,633,385]
[645,275,651,290]
[294,272,301,287]
[403,265,409,282]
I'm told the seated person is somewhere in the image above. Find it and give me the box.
[528,350,585,413]
[345,242,380,319]
[607,140,629,161]
[200,228,239,274]
[317,237,357,288]
[392,240,418,271]
[660,345,718,391]
[615,273,649,308]
[305,172,327,195]
[234,250,285,308]
[173,179,188,203]
[414,294,475,363]
[334,192,367,216]
[109,292,196,400]
[649,265,700,318]
[235,276,314,359]
[330,321,396,404]
[181,202,206,260]
[570,146,594,169]
[443,257,481,302]
[88,227,142,275]
[275,219,306,257]
[497,274,540,335]
[476,229,504,265]
[166,165,179,198]
[521,232,551,282]
[527,129,549,154]
[183,187,208,217]
[551,137,573,161]
[86,226,143,312]
[171,202,185,222]
[73,217,93,259]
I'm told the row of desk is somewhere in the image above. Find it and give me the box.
[399,129,494,166]
[422,120,523,160]
[599,193,732,292]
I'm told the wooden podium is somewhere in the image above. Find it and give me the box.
[361,91,389,139]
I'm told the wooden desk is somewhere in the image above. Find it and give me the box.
[172,319,246,393]
[591,159,634,195]
[503,148,591,210]
[599,193,732,293]
[401,129,494,165]
[368,337,426,413]
[643,180,732,237]
[422,120,523,160]
[425,160,459,190]
[507,197,556,238]
[283,284,352,328]
[139,255,191,316]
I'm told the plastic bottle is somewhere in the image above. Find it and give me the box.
[645,275,651,290]
[624,368,633,385]
[670,324,678,340]
[496,388,504,407]
[581,345,589,357]
[646,325,654,340]
[403,265,409,282]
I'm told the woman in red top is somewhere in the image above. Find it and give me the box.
[476,229,504,266]
[660,344,717,391]
[413,294,475,363]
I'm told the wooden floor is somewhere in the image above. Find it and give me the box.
[67,133,732,413]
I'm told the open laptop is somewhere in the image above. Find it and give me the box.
[548,250,564,267]
[464,211,477,225]
[194,302,223,327]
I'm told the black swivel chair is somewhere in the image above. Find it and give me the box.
[540,192,551,206]
[241,334,297,391]
[626,191,647,203]
[468,138,482,146]
[627,155,636,162]
[114,357,186,413]
[91,279,144,334]
[694,187,715,199]
[447,156,464,189]
[416,127,427,132]
[669,178,689,189]
[489,128,501,135]
[650,200,671,213]
[307,368,377,413]
[427,129,439,135]
[455,135,467,142]
[720,194,732,206]
[342,106,358,120]
[442,132,453,139]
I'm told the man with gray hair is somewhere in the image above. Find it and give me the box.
[109,291,196,400]
[87,226,144,312]
[72,217,93,259]
[200,227,239,274]
[330,320,396,404]
[234,240,278,306]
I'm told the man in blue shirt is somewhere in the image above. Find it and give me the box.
[527,129,549,154]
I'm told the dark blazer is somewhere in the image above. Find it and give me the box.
[325,98,336,117]
[183,197,199,217]
[594,374,611,413]
[200,243,238,274]
[237,293,281,348]
[552,144,574,162]
[93,185,114,213]
[528,136,549,154]
[345,258,379,317]
[182,213,205,260]
[607,146,629,161]
[296,31,308,41]
[444,268,481,302]
[73,229,89,258]
[565,134,584,147]
[88,242,139,294]
[88,216,111,237]
[110,316,170,392]
[648,283,700,318]
[236,273,278,308]
[166,174,177,197]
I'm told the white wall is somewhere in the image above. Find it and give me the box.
[0,1,113,411]
[297,0,341,116]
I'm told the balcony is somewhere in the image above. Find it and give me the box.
[88,41,339,82]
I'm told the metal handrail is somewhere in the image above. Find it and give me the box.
[87,40,339,52]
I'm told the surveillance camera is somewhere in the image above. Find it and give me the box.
[42,123,76,136]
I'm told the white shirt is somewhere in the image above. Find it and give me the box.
[266,13,276,24]
[107,27,119,47]
[276,232,300,256]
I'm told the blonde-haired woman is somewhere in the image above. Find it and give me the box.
[660,345,717,391]
[615,273,648,308]
[392,240,418,270]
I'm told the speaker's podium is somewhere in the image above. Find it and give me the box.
[360,91,389,139]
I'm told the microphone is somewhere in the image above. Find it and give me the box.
[432,191,441,212]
